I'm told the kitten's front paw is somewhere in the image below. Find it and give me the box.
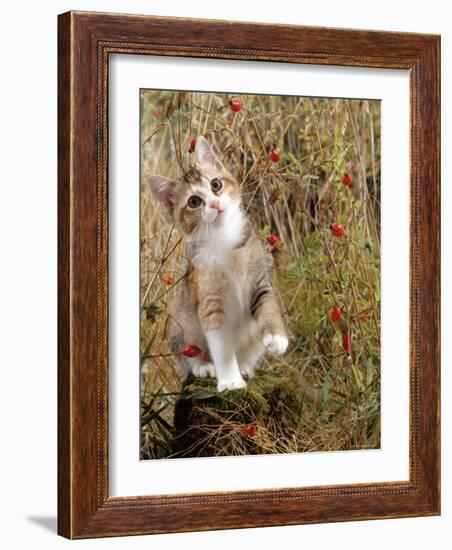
[217,376,247,392]
[263,333,288,356]
[192,363,216,379]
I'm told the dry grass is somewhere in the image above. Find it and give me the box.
[140,90,381,459]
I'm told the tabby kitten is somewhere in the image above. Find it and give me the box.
[148,137,288,391]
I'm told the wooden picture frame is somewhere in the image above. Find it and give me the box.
[58,10,440,538]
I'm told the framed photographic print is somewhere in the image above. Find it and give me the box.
[58,11,440,538]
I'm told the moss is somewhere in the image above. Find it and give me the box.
[259,375,303,428]
[171,369,303,458]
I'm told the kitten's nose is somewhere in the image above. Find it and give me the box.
[209,199,222,212]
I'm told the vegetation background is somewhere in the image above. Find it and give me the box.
[140,89,381,459]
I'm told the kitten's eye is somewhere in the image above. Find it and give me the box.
[210,178,223,193]
[187,195,202,208]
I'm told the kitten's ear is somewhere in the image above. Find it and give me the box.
[195,136,224,172]
[148,176,177,210]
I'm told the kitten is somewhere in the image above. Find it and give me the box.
[148,136,288,392]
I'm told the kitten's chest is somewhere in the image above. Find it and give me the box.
[224,257,252,316]
[192,248,254,316]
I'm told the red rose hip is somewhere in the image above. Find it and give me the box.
[266,233,279,247]
[329,307,342,322]
[342,331,352,354]
[162,274,174,285]
[229,98,242,112]
[188,138,196,153]
[243,424,257,437]
[182,344,201,358]
[330,222,346,237]
[341,172,353,186]
[269,149,281,163]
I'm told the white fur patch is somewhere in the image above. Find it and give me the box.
[192,363,216,378]
[188,197,246,266]
[263,333,289,356]
[217,376,247,392]
[205,329,247,392]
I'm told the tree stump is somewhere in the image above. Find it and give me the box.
[172,369,303,458]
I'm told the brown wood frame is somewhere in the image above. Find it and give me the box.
[58,10,440,539]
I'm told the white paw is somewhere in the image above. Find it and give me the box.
[192,363,216,378]
[217,376,247,392]
[239,363,255,379]
[263,333,288,356]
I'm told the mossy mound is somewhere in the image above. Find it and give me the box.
[172,369,303,458]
